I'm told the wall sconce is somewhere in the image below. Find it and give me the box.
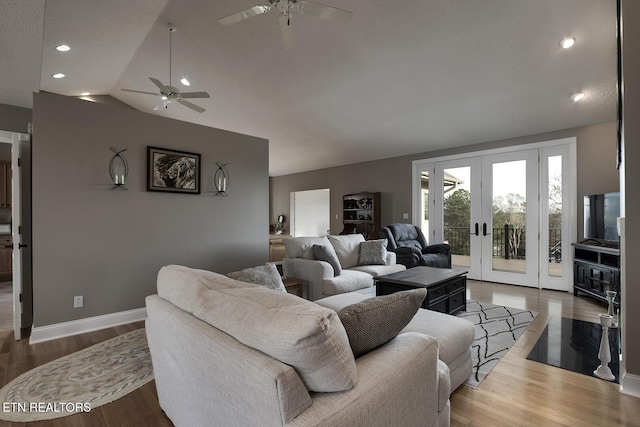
[109,147,128,190]
[214,162,229,196]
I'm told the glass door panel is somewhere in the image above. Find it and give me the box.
[490,160,527,274]
[547,155,563,278]
[443,166,472,269]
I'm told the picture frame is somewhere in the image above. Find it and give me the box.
[147,146,201,194]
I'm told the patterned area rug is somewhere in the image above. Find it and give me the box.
[457,301,537,388]
[0,328,153,422]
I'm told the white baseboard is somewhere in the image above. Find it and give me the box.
[29,307,147,344]
[620,372,640,398]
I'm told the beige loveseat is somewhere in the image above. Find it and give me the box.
[283,234,406,300]
[146,265,451,427]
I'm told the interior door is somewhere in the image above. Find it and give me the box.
[480,149,539,287]
[11,133,23,340]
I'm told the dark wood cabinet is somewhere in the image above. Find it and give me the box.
[341,192,380,240]
[572,243,620,306]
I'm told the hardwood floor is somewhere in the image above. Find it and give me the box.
[453,280,640,427]
[0,282,638,426]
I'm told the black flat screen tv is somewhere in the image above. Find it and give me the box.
[584,192,620,242]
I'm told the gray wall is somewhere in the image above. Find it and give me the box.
[621,0,640,382]
[32,92,269,327]
[271,121,619,240]
[0,103,31,133]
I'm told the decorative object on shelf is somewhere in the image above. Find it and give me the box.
[214,161,229,196]
[593,313,616,381]
[274,214,285,234]
[606,290,618,328]
[147,146,200,194]
[341,192,381,239]
[109,147,128,190]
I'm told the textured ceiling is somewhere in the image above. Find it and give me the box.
[2,0,618,176]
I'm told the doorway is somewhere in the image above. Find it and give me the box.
[413,138,576,291]
[290,189,330,237]
[0,129,30,340]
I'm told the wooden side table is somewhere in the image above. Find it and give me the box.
[283,277,304,297]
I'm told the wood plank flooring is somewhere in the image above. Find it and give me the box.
[0,282,638,426]
[453,280,640,427]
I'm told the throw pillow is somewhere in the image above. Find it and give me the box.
[358,239,388,265]
[338,288,427,358]
[227,263,287,292]
[328,234,365,269]
[313,244,342,276]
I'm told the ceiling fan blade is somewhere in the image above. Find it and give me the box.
[177,99,206,113]
[121,88,161,96]
[218,4,271,25]
[279,13,297,49]
[180,91,210,99]
[154,100,170,111]
[297,0,352,24]
[149,77,170,94]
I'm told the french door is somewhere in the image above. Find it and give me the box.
[414,139,575,290]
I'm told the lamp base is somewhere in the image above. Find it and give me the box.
[594,364,616,381]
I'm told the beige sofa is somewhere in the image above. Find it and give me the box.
[283,234,406,300]
[146,265,451,427]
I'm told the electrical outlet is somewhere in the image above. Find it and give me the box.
[73,295,83,308]
[403,213,409,219]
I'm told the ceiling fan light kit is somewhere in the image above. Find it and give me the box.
[121,24,210,113]
[218,0,352,49]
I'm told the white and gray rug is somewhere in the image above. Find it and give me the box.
[457,300,537,388]
[0,328,153,422]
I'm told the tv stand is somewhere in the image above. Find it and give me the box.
[572,243,620,307]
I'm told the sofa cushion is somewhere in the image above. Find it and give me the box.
[349,263,406,277]
[337,288,427,357]
[313,244,342,276]
[358,239,388,265]
[328,234,365,269]
[157,265,357,393]
[322,269,374,296]
[227,263,286,292]
[283,236,332,259]
[402,308,475,365]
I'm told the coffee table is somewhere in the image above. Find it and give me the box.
[375,266,468,315]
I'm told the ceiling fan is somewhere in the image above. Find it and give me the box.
[218,0,352,49]
[121,24,210,113]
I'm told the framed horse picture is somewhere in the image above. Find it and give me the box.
[147,146,201,194]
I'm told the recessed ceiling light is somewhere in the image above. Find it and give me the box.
[80,92,90,96]
[55,44,71,52]
[559,37,576,49]
[180,78,190,86]
[570,92,585,102]
[161,96,168,100]
[52,73,65,79]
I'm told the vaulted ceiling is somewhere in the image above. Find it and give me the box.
[1,0,618,176]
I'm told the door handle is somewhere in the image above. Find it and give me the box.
[482,223,492,236]
[18,244,28,249]
[471,223,479,236]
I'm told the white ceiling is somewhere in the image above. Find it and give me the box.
[2,0,618,176]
